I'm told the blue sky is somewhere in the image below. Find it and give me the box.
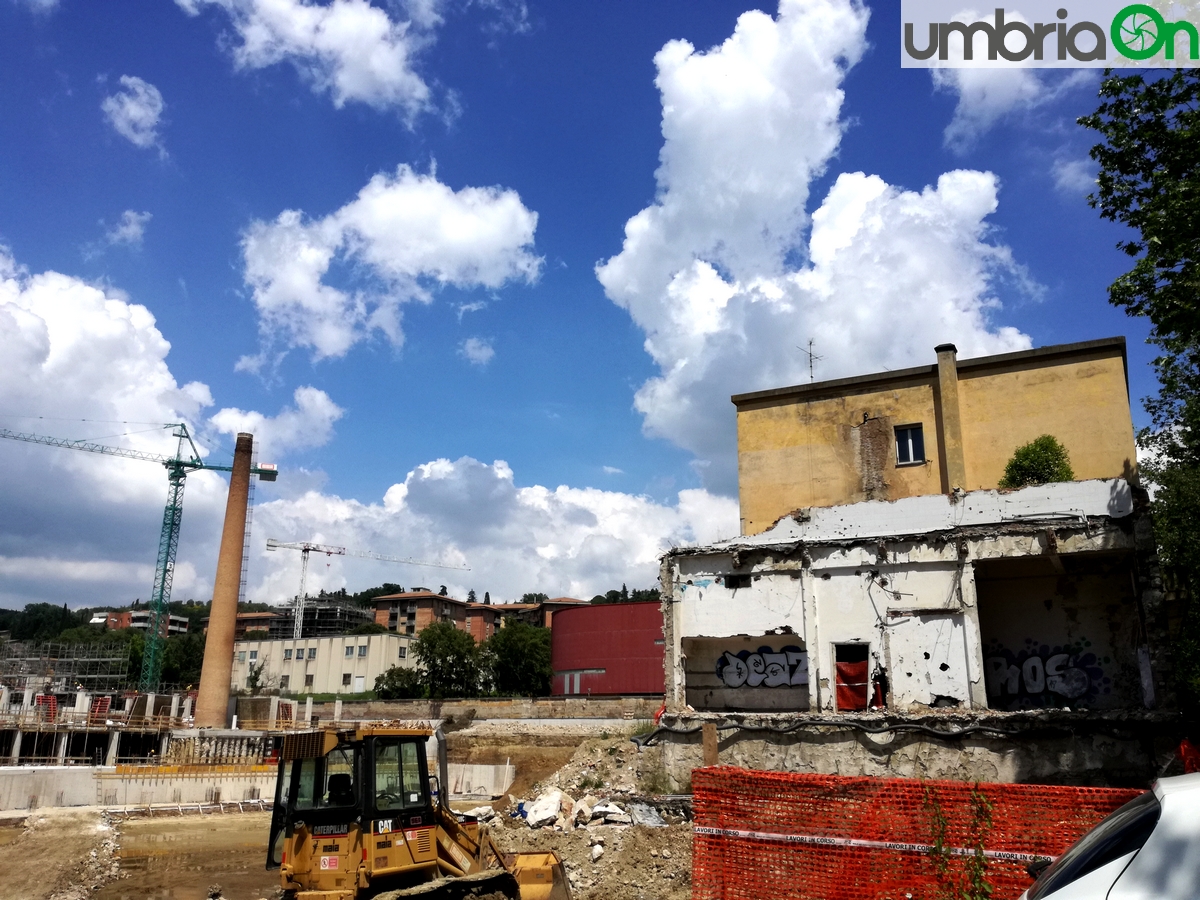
[0,0,1153,609]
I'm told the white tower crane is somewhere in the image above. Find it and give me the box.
[265,538,469,638]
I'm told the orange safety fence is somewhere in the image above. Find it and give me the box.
[691,766,1143,900]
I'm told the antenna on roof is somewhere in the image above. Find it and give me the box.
[798,340,823,383]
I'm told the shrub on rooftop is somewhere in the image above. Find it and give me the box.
[998,435,1075,489]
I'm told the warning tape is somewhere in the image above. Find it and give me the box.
[693,825,1051,864]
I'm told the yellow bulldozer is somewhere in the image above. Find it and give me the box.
[267,723,571,900]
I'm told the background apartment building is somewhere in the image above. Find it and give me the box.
[230,632,413,695]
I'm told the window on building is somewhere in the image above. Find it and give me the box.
[237,651,246,663]
[344,645,354,658]
[405,625,415,635]
[895,424,925,465]
[284,649,292,660]
[358,645,368,657]
[342,673,352,687]
[835,644,870,711]
[249,650,258,661]
[724,573,752,590]
[305,674,314,687]
[308,647,317,659]
[398,647,407,659]
[280,674,290,689]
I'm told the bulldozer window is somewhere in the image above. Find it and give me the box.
[374,739,425,811]
[294,745,358,811]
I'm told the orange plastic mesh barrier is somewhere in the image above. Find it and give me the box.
[692,766,1143,900]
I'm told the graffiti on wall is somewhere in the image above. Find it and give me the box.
[983,638,1111,709]
[716,646,808,688]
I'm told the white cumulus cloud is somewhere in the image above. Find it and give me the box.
[932,67,1049,153]
[209,386,345,459]
[101,76,166,151]
[1052,156,1096,194]
[250,457,739,603]
[176,0,439,116]
[105,210,153,247]
[0,244,735,609]
[597,0,1033,494]
[238,164,540,368]
[458,336,494,366]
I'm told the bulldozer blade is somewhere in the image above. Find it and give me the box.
[504,852,572,900]
[374,868,521,900]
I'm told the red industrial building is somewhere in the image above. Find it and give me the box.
[550,601,664,696]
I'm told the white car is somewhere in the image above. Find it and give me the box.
[1020,772,1200,899]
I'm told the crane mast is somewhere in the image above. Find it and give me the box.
[265,538,468,639]
[0,423,278,691]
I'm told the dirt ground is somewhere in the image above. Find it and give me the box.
[14,722,693,900]
[0,808,119,900]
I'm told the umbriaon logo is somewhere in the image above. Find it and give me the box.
[900,2,1200,68]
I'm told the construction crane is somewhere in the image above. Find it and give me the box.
[265,538,469,638]
[0,423,278,691]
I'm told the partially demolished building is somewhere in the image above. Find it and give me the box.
[653,338,1178,785]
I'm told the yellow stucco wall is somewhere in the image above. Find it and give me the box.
[735,341,1136,535]
[736,379,944,534]
[957,350,1136,490]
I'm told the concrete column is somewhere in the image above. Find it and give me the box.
[143,693,156,724]
[195,432,255,729]
[10,730,23,763]
[21,688,33,710]
[182,697,193,720]
[800,565,820,711]
[304,697,313,725]
[105,730,121,766]
[169,694,180,721]
[159,733,171,757]
[74,692,90,714]
[0,686,9,713]
[958,560,990,710]
[934,343,968,491]
[333,699,343,723]
[54,732,68,764]
[269,696,279,728]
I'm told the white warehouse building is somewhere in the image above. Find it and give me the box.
[231,632,414,695]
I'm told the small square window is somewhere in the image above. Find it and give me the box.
[895,424,925,465]
[237,651,246,663]
[307,647,317,660]
[344,645,354,657]
[283,649,292,660]
[398,647,407,659]
[279,674,290,689]
[342,673,352,687]
[248,650,258,661]
[358,645,368,657]
[304,674,314,687]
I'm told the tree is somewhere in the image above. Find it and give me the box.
[483,592,491,605]
[998,435,1075,489]
[161,633,206,687]
[486,620,552,696]
[438,585,448,596]
[349,583,404,607]
[1081,69,1200,716]
[413,621,480,698]
[467,589,477,603]
[520,592,549,604]
[245,659,268,694]
[375,665,424,700]
[591,586,660,604]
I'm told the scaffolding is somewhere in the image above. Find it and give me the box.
[0,641,131,692]
[266,599,373,639]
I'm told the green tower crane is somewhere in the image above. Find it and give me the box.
[0,422,278,691]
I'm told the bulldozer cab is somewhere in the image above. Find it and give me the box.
[268,724,569,900]
[268,726,439,890]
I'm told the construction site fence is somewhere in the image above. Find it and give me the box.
[691,766,1143,900]
[0,712,319,732]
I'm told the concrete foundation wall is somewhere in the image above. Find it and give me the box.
[312,695,662,722]
[650,712,1180,789]
[0,765,278,811]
